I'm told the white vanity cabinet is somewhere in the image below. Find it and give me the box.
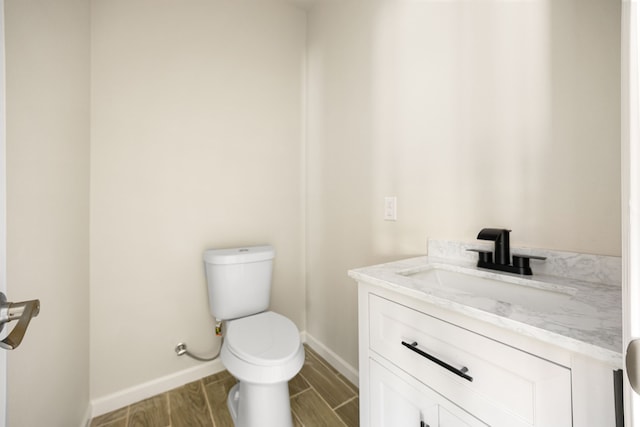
[357,283,619,427]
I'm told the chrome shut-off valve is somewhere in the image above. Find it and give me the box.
[0,292,40,350]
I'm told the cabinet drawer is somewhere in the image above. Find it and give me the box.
[369,294,572,427]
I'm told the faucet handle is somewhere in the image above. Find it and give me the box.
[511,254,547,275]
[466,248,493,263]
[512,254,547,262]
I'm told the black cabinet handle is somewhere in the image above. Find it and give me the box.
[401,341,473,382]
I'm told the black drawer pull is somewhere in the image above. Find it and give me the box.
[401,341,473,382]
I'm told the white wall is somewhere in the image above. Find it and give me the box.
[90,0,306,400]
[306,0,621,370]
[4,0,90,425]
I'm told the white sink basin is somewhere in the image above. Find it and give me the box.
[400,266,576,310]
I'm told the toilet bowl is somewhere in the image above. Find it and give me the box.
[221,311,304,427]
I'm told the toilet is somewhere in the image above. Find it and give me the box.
[203,245,304,427]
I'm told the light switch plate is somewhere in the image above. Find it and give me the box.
[384,196,397,221]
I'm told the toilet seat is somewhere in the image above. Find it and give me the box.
[225,311,301,366]
[221,311,305,384]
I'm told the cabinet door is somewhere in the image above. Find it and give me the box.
[370,358,437,427]
[370,358,487,427]
[439,407,479,427]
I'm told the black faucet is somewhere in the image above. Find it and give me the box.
[477,228,510,265]
[469,228,545,276]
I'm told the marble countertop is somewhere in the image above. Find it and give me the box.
[348,255,622,368]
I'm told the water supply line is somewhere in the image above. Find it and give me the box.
[175,320,224,362]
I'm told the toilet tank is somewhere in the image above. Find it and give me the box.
[203,245,274,320]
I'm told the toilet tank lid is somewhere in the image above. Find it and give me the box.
[203,245,275,265]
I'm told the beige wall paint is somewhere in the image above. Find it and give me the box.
[4,0,90,425]
[1,0,622,419]
[90,0,306,399]
[306,0,621,369]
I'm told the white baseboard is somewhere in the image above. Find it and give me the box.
[302,332,359,387]
[87,331,359,422]
[89,358,225,420]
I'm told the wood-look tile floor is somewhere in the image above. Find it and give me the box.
[90,345,359,427]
